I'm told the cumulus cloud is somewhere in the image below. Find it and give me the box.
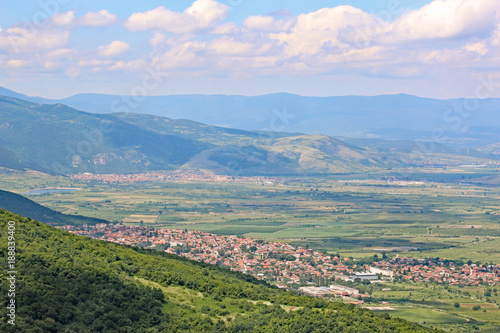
[125,0,229,33]
[77,10,118,26]
[208,37,253,56]
[271,6,379,58]
[45,48,79,60]
[243,16,295,32]
[98,40,130,57]
[152,40,209,71]
[0,27,70,53]
[50,11,75,26]
[210,22,238,35]
[48,10,118,27]
[109,59,148,71]
[385,0,500,43]
[2,0,500,93]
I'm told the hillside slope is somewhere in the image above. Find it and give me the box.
[1,95,495,176]
[0,96,209,174]
[0,189,107,226]
[0,210,435,332]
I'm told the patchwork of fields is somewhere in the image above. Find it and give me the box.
[9,168,498,262]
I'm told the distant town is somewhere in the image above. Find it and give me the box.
[58,223,500,301]
[69,170,293,184]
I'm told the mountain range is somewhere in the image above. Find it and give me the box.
[2,86,499,148]
[0,91,498,176]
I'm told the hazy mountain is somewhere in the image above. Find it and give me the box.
[4,88,498,147]
[344,138,493,159]
[0,96,387,175]
[0,86,48,104]
[0,95,497,176]
[480,142,500,156]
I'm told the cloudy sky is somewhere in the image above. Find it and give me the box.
[1,0,499,99]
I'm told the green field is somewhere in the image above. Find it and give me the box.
[3,167,499,262]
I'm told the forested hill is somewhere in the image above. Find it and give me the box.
[0,210,437,332]
[0,189,107,226]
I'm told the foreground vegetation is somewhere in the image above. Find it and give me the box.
[0,210,434,332]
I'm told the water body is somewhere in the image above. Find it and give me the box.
[22,188,79,195]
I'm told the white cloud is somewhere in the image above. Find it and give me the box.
[125,0,229,33]
[77,59,114,67]
[50,11,75,26]
[2,0,500,95]
[463,42,488,56]
[149,33,167,47]
[271,6,379,58]
[243,16,294,32]
[77,10,118,26]
[210,22,238,35]
[208,37,253,56]
[152,40,209,71]
[385,0,500,43]
[45,48,78,60]
[6,59,29,68]
[0,27,70,53]
[98,40,130,57]
[109,59,148,71]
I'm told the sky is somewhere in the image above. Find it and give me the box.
[0,0,499,99]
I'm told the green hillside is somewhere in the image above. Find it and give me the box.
[0,189,107,226]
[0,210,435,332]
[0,144,30,171]
[0,96,209,175]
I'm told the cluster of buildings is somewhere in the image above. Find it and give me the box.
[69,170,291,184]
[59,223,500,290]
[297,285,364,304]
[62,224,373,287]
[371,257,500,286]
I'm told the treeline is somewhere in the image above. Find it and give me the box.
[0,210,438,332]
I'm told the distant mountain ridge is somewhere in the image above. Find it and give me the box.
[2,86,499,147]
[0,94,497,176]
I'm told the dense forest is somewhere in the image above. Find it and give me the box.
[0,210,437,332]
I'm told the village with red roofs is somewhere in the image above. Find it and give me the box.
[58,223,500,302]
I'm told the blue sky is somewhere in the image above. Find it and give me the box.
[1,0,499,99]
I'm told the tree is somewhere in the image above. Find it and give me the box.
[453,302,460,308]
[472,305,481,311]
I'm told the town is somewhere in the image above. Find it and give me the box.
[69,170,294,184]
[59,223,500,300]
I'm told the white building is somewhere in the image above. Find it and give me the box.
[369,266,394,278]
[349,272,379,281]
